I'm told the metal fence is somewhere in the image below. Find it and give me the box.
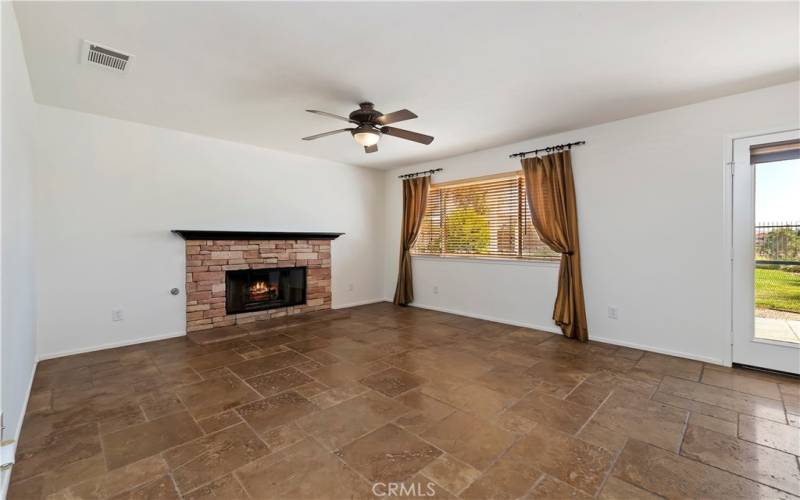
[755,222,800,315]
[755,222,800,264]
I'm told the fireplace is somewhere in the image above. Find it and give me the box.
[225,267,307,314]
[174,231,341,333]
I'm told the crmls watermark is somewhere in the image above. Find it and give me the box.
[372,481,437,497]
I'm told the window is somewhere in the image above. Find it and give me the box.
[412,172,560,261]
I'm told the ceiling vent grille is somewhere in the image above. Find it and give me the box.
[81,40,133,73]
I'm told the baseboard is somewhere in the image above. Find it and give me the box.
[397,299,725,366]
[1,357,37,500]
[582,335,725,366]
[332,298,387,310]
[406,302,562,334]
[37,330,186,361]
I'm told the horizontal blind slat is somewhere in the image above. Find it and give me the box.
[412,173,559,261]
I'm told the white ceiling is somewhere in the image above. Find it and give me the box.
[13,1,800,169]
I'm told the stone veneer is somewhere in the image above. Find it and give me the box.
[185,239,331,332]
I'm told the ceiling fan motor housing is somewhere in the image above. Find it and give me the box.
[349,102,383,124]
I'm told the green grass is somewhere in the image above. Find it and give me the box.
[755,267,800,313]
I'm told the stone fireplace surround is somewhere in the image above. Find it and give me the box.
[173,230,342,333]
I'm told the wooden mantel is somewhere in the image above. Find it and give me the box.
[172,230,344,240]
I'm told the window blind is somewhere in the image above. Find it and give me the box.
[412,173,559,261]
[750,140,800,164]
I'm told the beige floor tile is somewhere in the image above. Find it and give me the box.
[738,413,800,455]
[525,475,592,499]
[102,411,202,470]
[359,367,426,397]
[109,475,180,500]
[394,390,456,435]
[614,439,794,499]
[236,391,317,433]
[681,424,800,496]
[598,477,660,500]
[507,391,594,434]
[421,411,515,471]
[659,375,786,423]
[196,410,243,434]
[245,366,313,397]
[164,423,270,494]
[634,352,703,381]
[651,390,738,422]
[701,366,783,400]
[235,439,374,500]
[681,425,800,495]
[426,382,517,420]
[576,421,628,453]
[459,455,542,499]
[183,474,249,500]
[688,412,738,436]
[48,455,169,500]
[297,391,409,450]
[591,390,688,453]
[309,381,369,408]
[227,350,310,379]
[506,425,615,496]
[420,454,482,495]
[174,374,261,420]
[339,424,442,482]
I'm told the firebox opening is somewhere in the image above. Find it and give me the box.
[225,267,307,314]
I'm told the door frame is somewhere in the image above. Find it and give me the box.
[723,127,800,372]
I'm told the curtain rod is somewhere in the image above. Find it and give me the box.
[398,168,443,179]
[509,141,586,159]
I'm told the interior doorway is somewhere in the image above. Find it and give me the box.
[731,130,800,374]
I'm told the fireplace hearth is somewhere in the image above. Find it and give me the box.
[225,267,306,314]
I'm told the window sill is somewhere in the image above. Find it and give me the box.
[411,254,560,268]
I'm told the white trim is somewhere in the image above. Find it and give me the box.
[723,125,800,368]
[751,337,800,349]
[590,335,726,366]
[729,128,800,374]
[406,302,562,334]
[1,358,38,500]
[411,254,560,269]
[332,298,387,310]
[37,331,185,361]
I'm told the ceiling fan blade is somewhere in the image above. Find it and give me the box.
[381,126,434,145]
[301,128,353,141]
[306,110,357,124]
[376,109,418,125]
[364,144,378,154]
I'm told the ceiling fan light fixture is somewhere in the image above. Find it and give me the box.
[351,127,381,147]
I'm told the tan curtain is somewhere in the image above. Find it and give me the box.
[393,176,431,305]
[521,150,588,341]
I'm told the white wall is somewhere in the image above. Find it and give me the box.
[1,2,38,494]
[33,106,386,359]
[384,82,800,365]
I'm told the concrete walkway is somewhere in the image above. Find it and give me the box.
[755,317,800,343]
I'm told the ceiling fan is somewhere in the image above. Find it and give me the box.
[302,102,434,154]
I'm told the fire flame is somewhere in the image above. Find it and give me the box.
[248,281,278,301]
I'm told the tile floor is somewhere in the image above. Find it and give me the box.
[8,302,800,499]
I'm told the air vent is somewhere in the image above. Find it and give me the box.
[81,40,133,73]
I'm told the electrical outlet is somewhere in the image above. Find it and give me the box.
[607,306,618,320]
[347,283,354,292]
[433,285,439,295]
[112,309,124,322]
